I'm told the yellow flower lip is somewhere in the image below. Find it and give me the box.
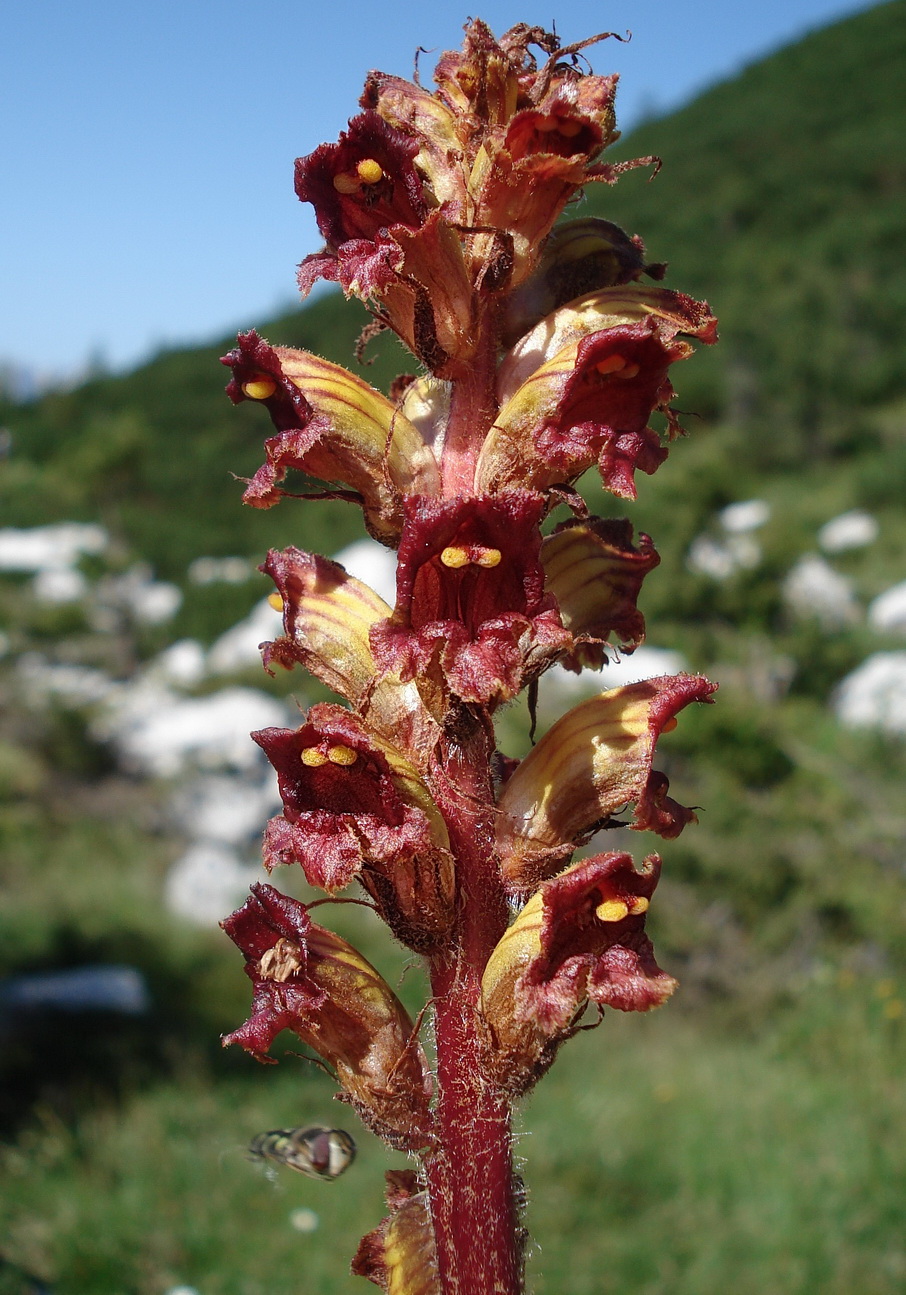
[474,547,502,568]
[534,113,583,138]
[595,892,649,924]
[440,546,470,569]
[300,743,359,767]
[356,158,384,184]
[242,373,277,400]
[332,159,384,195]
[595,898,629,923]
[594,354,640,380]
[439,545,502,569]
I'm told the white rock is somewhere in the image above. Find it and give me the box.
[188,555,255,585]
[0,522,108,572]
[868,581,906,635]
[687,533,761,580]
[834,652,906,735]
[333,538,397,607]
[207,598,284,675]
[17,653,116,706]
[818,510,879,554]
[170,773,280,845]
[93,566,183,626]
[719,499,771,534]
[31,566,89,603]
[782,554,859,629]
[545,646,688,699]
[97,685,287,777]
[147,639,208,687]
[131,581,182,625]
[164,840,259,925]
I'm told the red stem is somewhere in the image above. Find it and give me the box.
[441,302,501,498]
[425,723,523,1295]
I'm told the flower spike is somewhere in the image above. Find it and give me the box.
[221,18,719,1292]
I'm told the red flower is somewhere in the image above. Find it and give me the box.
[253,704,454,952]
[481,852,676,1094]
[370,490,570,711]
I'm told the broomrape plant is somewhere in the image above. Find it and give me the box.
[220,19,717,1294]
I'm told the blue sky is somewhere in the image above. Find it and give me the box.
[1,0,879,384]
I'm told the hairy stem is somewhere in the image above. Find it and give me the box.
[426,719,523,1295]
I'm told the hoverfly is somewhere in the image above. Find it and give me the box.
[248,1125,357,1181]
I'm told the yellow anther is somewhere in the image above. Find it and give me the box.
[474,548,502,569]
[301,747,329,768]
[356,158,384,185]
[596,354,628,376]
[661,716,679,733]
[242,374,277,400]
[332,173,360,194]
[267,592,284,612]
[621,362,640,380]
[627,895,650,916]
[440,546,470,569]
[534,114,561,132]
[327,744,358,766]
[595,898,630,923]
[557,118,583,138]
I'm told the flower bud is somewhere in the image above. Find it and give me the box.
[352,1170,440,1294]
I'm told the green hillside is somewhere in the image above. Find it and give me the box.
[2,6,906,1290]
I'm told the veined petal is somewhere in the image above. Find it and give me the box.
[222,331,439,543]
[497,285,718,405]
[496,674,717,893]
[260,546,438,759]
[541,517,660,667]
[373,212,476,376]
[261,548,390,701]
[476,293,716,499]
[222,884,433,1148]
[480,852,675,1093]
[362,71,468,216]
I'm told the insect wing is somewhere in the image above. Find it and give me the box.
[248,1126,356,1180]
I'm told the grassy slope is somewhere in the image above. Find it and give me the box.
[2,4,906,1291]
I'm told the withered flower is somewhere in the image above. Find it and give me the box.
[222,884,433,1148]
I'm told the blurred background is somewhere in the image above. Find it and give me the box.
[1,1,905,1292]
